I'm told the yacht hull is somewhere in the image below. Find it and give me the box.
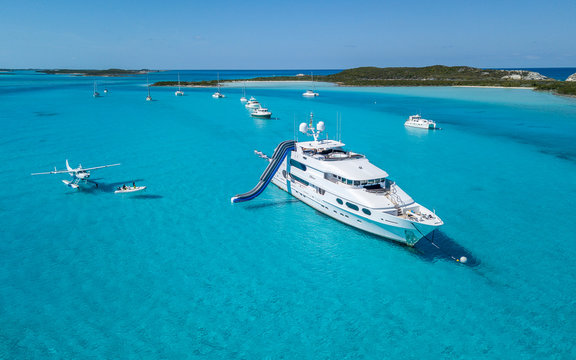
[271,165,438,246]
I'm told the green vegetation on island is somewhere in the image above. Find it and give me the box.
[153,66,576,96]
[38,69,157,76]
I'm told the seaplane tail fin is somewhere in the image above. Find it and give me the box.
[66,159,73,172]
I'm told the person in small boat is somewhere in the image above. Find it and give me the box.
[133,182,136,188]
[122,184,127,190]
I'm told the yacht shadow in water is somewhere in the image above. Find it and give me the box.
[310,208,479,266]
[409,230,479,266]
[243,199,300,210]
[243,199,479,266]
[69,179,163,199]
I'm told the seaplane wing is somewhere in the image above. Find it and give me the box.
[80,163,121,171]
[31,169,72,175]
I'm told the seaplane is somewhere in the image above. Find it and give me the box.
[31,160,121,189]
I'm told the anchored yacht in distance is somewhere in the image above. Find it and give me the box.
[405,114,438,129]
[232,113,443,246]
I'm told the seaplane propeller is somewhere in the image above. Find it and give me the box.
[31,160,120,189]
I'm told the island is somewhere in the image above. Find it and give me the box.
[37,68,159,77]
[152,65,576,96]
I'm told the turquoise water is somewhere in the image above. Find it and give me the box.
[1,72,576,358]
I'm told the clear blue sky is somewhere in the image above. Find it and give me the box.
[2,0,575,69]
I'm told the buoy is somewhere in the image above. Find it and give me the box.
[460,256,468,263]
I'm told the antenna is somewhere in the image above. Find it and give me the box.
[294,114,296,142]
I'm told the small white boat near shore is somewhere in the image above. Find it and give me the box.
[175,73,184,96]
[302,72,319,97]
[404,114,437,129]
[212,73,225,98]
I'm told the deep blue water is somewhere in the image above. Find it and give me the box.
[1,72,576,359]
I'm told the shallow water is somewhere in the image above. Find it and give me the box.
[1,72,575,359]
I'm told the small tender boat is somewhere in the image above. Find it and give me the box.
[115,186,147,194]
[251,107,272,118]
[404,114,437,129]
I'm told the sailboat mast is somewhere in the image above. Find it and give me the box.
[147,74,151,96]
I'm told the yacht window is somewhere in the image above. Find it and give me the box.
[368,179,374,184]
[336,198,343,205]
[346,202,359,211]
[362,208,372,215]
[290,159,307,171]
[291,174,309,186]
[354,181,360,186]
[346,179,352,185]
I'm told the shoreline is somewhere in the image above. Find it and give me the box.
[452,85,534,90]
[156,80,540,91]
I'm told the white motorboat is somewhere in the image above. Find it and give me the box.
[232,113,443,246]
[175,73,184,96]
[302,89,319,97]
[251,107,272,118]
[212,73,225,98]
[404,114,437,129]
[245,98,260,109]
[115,186,147,194]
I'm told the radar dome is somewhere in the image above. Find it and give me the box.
[317,121,325,132]
[299,122,308,134]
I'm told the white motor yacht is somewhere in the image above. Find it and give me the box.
[251,107,272,118]
[232,113,443,246]
[302,89,319,97]
[245,98,261,109]
[405,114,437,129]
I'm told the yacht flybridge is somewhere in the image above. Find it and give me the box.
[231,113,443,246]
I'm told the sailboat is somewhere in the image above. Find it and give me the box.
[240,82,247,102]
[302,72,319,97]
[212,73,225,98]
[175,72,184,96]
[93,81,100,97]
[146,74,152,101]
